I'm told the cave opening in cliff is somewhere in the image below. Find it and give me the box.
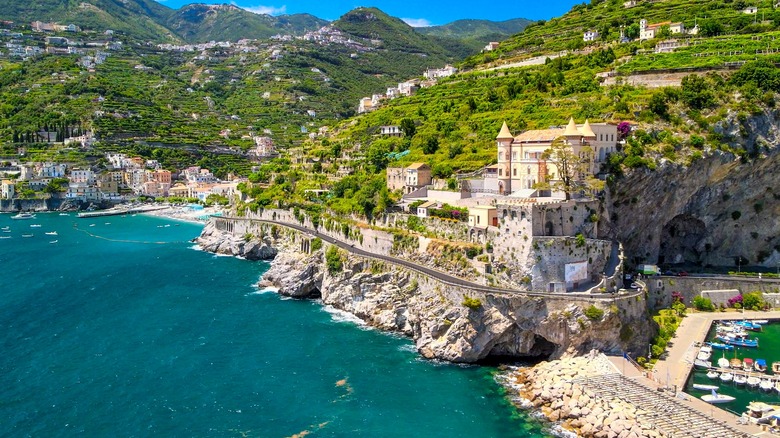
[659,214,707,265]
[476,334,558,366]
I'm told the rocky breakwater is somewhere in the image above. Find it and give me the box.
[505,352,665,438]
[196,220,278,260]
[258,240,653,363]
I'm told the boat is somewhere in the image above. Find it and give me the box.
[694,359,711,369]
[760,379,774,391]
[751,320,769,325]
[21,234,33,238]
[58,213,69,216]
[697,350,712,361]
[1,226,8,230]
[772,362,780,374]
[707,342,734,351]
[44,231,58,236]
[49,240,58,244]
[702,390,735,404]
[727,337,759,348]
[744,358,755,372]
[720,372,734,382]
[743,401,780,424]
[29,224,41,228]
[735,320,763,332]
[734,374,747,385]
[0,236,11,239]
[693,383,720,391]
[707,371,720,379]
[747,376,761,388]
[755,359,768,373]
[717,357,730,369]
[11,213,36,220]
[731,358,743,369]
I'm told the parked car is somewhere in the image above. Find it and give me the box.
[677,271,688,276]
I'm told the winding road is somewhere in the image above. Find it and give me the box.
[223,216,642,301]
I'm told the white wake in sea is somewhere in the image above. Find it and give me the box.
[321,305,367,327]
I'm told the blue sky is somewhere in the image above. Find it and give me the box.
[156,1,581,26]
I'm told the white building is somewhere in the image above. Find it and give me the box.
[583,30,599,42]
[423,64,457,80]
[70,169,95,184]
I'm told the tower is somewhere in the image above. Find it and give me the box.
[496,121,514,195]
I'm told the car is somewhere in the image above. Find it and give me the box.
[677,271,688,277]
[663,270,674,276]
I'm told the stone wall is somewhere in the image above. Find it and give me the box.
[530,237,613,292]
[645,275,780,310]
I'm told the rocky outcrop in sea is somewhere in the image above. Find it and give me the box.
[196,220,277,260]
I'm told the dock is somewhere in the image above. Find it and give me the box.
[77,205,169,218]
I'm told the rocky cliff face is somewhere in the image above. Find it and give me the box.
[257,240,652,363]
[603,109,780,269]
[196,220,278,260]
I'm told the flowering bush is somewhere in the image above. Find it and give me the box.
[727,294,743,308]
[671,291,684,304]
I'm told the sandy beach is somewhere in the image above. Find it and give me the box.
[140,204,225,225]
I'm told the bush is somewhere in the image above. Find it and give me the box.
[584,305,604,321]
[311,237,323,252]
[742,291,765,311]
[692,296,715,312]
[462,296,482,310]
[325,245,343,274]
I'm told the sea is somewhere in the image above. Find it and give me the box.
[0,213,553,437]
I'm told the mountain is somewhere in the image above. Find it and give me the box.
[165,4,327,42]
[417,18,532,43]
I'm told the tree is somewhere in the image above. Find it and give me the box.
[656,25,672,39]
[681,75,714,110]
[541,137,592,200]
[422,136,439,155]
[742,291,765,310]
[649,92,669,119]
[624,23,639,40]
[699,20,723,37]
[399,118,416,138]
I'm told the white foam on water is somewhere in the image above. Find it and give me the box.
[397,344,417,354]
[249,286,278,296]
[321,305,367,327]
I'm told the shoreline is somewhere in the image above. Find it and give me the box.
[139,204,225,225]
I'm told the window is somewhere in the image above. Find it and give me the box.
[512,152,517,160]
[498,169,502,176]
[513,168,517,176]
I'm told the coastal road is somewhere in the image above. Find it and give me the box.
[229,216,643,301]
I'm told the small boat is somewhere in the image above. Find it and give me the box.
[45,231,58,236]
[21,234,33,238]
[731,358,743,369]
[49,240,58,244]
[29,224,41,228]
[58,213,69,216]
[772,362,780,374]
[697,351,712,361]
[89,224,95,227]
[707,342,734,351]
[718,357,730,369]
[744,358,755,372]
[702,390,735,404]
[693,383,720,391]
[0,236,11,239]
[1,226,8,230]
[760,379,774,391]
[755,359,768,373]
[720,372,734,382]
[747,376,761,388]
[707,371,720,379]
[743,401,780,424]
[751,320,769,325]
[735,320,763,332]
[694,359,712,369]
[734,374,747,385]
[728,337,759,348]
[11,213,36,220]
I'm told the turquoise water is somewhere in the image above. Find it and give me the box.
[687,321,780,416]
[0,214,551,437]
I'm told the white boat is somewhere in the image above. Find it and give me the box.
[1,226,8,230]
[720,372,734,382]
[760,379,774,391]
[694,359,711,369]
[45,231,57,236]
[49,240,58,244]
[11,213,36,220]
[697,346,712,361]
[702,390,735,404]
[717,357,730,369]
[707,371,720,380]
[58,213,69,216]
[0,236,11,239]
[747,376,761,388]
[21,234,33,238]
[693,383,720,391]
[751,320,769,325]
[29,224,41,228]
[743,401,780,424]
[734,374,747,385]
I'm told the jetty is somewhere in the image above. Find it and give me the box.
[77,205,169,218]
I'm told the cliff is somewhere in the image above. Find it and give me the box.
[0,198,85,212]
[196,220,278,260]
[244,226,652,363]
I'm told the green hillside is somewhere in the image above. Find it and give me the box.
[417,18,532,42]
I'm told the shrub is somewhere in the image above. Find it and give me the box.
[325,246,343,274]
[692,296,715,312]
[462,296,482,310]
[742,291,765,311]
[584,305,604,321]
[311,237,323,252]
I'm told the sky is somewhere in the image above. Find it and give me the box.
[156,0,582,26]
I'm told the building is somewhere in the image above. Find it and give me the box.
[492,118,618,196]
[583,30,599,42]
[70,168,95,184]
[484,42,500,51]
[379,125,402,137]
[405,163,431,192]
[358,97,375,114]
[468,205,497,229]
[743,6,758,14]
[423,64,457,80]
[639,19,685,40]
[66,183,100,201]
[1,180,14,199]
[386,167,406,192]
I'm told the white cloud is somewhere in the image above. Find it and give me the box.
[402,17,433,27]
[237,3,287,16]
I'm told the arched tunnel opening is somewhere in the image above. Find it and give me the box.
[659,214,707,266]
[475,333,558,366]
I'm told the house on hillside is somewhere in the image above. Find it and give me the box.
[417,200,438,218]
[484,42,500,51]
[639,19,685,40]
[468,205,497,229]
[583,30,599,42]
[386,163,432,194]
[743,6,758,14]
[379,125,402,137]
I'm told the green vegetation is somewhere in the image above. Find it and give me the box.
[325,245,343,274]
[650,308,683,364]
[692,296,715,312]
[742,291,767,311]
[584,305,604,321]
[461,295,482,310]
[311,237,323,252]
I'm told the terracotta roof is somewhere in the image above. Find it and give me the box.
[563,117,580,136]
[407,162,429,170]
[496,121,514,140]
[580,119,596,138]
[515,128,564,142]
